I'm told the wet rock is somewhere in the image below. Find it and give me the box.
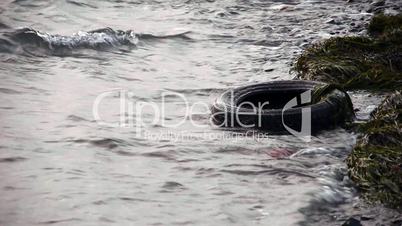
[371,0,386,7]
[342,217,362,226]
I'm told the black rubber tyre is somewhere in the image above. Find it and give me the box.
[210,80,354,134]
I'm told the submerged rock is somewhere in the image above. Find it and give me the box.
[347,91,402,208]
[293,14,402,91]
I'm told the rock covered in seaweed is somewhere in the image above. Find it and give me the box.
[293,14,402,91]
[294,13,402,208]
[347,91,402,208]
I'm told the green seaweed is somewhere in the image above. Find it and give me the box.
[347,91,402,208]
[294,14,402,91]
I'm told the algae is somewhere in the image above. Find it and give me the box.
[368,13,402,37]
[294,14,402,208]
[347,91,402,208]
[311,83,356,122]
[294,14,402,91]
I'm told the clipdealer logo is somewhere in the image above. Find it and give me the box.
[92,89,312,141]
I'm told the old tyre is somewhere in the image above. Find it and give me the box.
[210,80,354,134]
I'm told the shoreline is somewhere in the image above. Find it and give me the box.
[294,1,402,224]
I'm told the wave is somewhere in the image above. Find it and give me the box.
[0,27,137,55]
[0,27,192,56]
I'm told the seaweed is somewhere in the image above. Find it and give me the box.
[294,14,402,91]
[368,13,402,37]
[347,91,402,208]
[294,14,402,208]
[311,83,355,122]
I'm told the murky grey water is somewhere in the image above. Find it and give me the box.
[0,0,385,225]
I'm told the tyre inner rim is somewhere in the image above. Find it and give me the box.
[236,88,311,110]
